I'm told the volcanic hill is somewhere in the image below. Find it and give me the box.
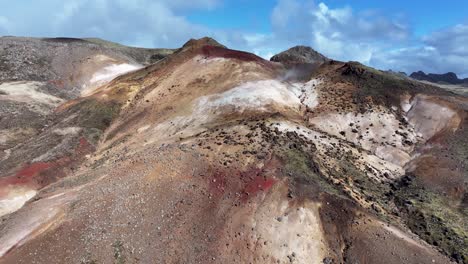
[0,37,467,264]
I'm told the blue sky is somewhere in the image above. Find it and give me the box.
[1,0,467,77]
[188,0,467,37]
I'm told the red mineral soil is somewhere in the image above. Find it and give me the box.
[0,38,466,264]
[0,137,94,217]
[200,45,278,70]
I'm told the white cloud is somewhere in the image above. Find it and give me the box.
[370,23,468,77]
[262,1,410,63]
[423,23,468,56]
[271,0,301,30]
[254,1,467,78]
[0,0,220,48]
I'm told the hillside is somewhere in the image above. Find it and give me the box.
[0,37,175,177]
[0,38,466,264]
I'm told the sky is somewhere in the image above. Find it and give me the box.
[0,0,467,77]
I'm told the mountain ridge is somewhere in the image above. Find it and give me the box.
[0,37,466,264]
[410,70,468,85]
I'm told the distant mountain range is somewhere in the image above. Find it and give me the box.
[410,70,468,85]
[269,47,468,88]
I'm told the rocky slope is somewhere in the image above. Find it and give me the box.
[0,38,467,264]
[0,37,174,94]
[0,37,174,216]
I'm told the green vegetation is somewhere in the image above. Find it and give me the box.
[279,148,344,197]
[449,129,468,170]
[79,253,97,264]
[270,122,467,263]
[68,99,121,130]
[112,240,125,264]
[338,159,391,204]
[83,127,103,146]
[340,62,446,109]
[394,177,468,263]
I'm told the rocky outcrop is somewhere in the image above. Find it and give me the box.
[270,45,329,65]
[270,46,330,81]
[180,37,226,50]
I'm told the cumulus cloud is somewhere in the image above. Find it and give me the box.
[266,1,410,63]
[262,0,467,77]
[370,23,468,77]
[423,23,468,56]
[0,0,220,48]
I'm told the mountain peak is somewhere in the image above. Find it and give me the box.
[270,45,329,65]
[181,37,226,50]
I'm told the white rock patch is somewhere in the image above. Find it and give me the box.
[0,133,7,144]
[0,191,74,257]
[272,121,405,180]
[309,112,418,166]
[198,80,303,113]
[407,95,459,139]
[290,79,322,109]
[52,127,82,136]
[82,63,142,95]
[90,63,141,84]
[400,96,412,113]
[137,125,151,133]
[0,187,37,218]
[0,81,64,112]
[194,55,228,64]
[148,79,318,144]
[381,223,425,249]
[254,200,326,263]
[226,183,327,263]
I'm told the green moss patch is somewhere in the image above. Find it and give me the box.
[61,99,121,131]
[394,176,468,263]
[337,62,448,110]
[277,147,345,198]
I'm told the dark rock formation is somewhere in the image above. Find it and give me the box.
[270,45,329,65]
[410,70,468,84]
[270,46,330,81]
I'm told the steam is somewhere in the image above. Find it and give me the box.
[278,63,320,82]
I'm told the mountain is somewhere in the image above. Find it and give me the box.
[0,36,174,169]
[0,37,174,92]
[270,45,329,65]
[410,70,468,85]
[270,46,329,81]
[0,38,467,264]
[384,69,408,79]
